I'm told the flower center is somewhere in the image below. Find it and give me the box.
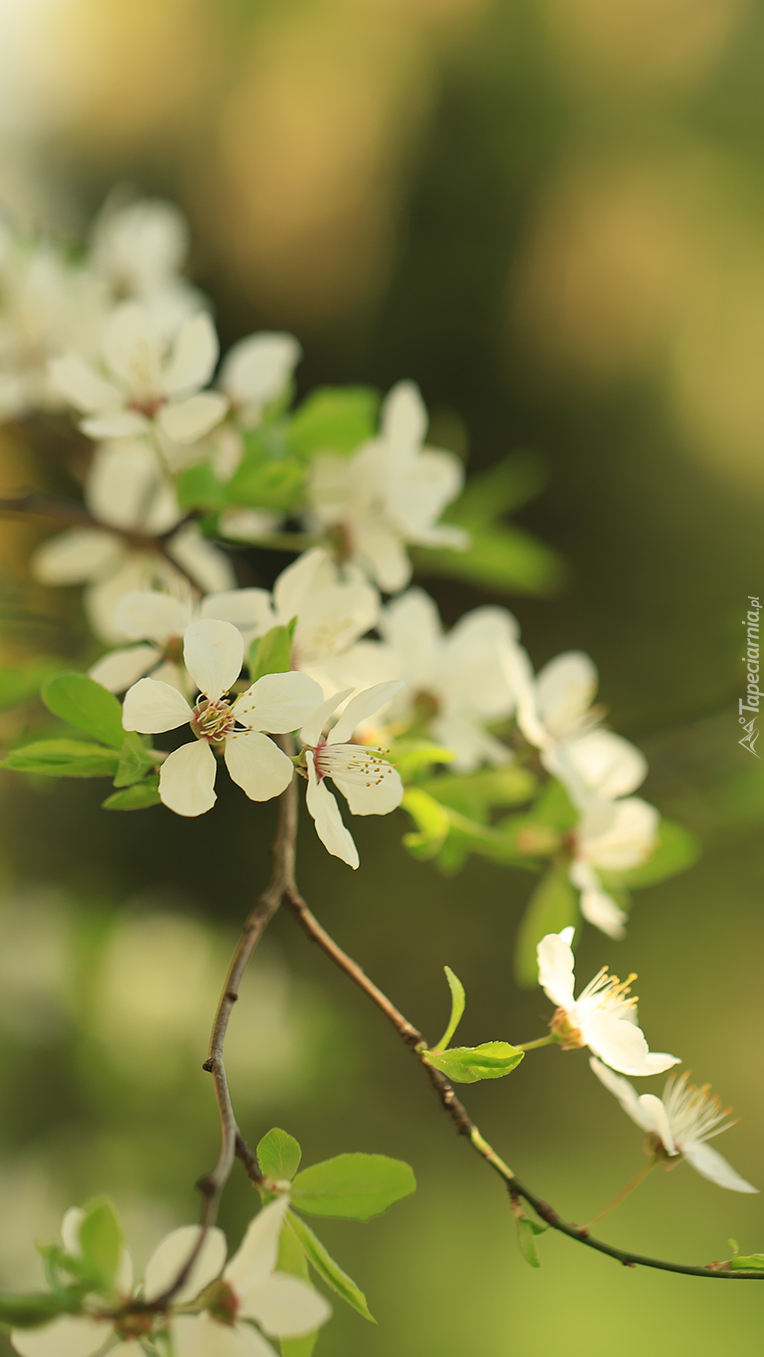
[549,1008,585,1049]
[312,741,395,786]
[413,689,440,723]
[114,1311,155,1341]
[191,697,236,745]
[204,1279,239,1326]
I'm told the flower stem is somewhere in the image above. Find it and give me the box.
[515,1033,557,1052]
[583,1156,659,1229]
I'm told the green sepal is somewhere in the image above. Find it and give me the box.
[291,1153,416,1220]
[600,818,700,890]
[41,672,126,749]
[288,1212,375,1323]
[249,619,297,682]
[102,778,161,810]
[286,386,379,459]
[1,740,120,778]
[113,733,156,788]
[431,966,466,1052]
[78,1197,122,1291]
[257,1128,302,1182]
[424,1041,524,1083]
[515,1213,547,1268]
[514,866,578,988]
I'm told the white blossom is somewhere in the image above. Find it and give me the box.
[146,1198,330,1356]
[123,618,322,817]
[569,796,660,939]
[267,548,379,679]
[90,586,274,694]
[306,380,467,593]
[50,300,228,444]
[31,440,234,644]
[89,195,204,336]
[323,588,520,772]
[299,681,405,868]
[590,1059,758,1193]
[537,928,680,1076]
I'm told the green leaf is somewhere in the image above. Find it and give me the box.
[113,733,156,788]
[516,1213,547,1268]
[286,387,379,459]
[0,1293,77,1330]
[102,779,161,811]
[291,1153,416,1220]
[288,1212,375,1323]
[392,740,455,783]
[431,966,466,1052]
[42,673,125,749]
[730,1254,764,1271]
[277,1221,318,1357]
[401,788,451,859]
[78,1198,122,1291]
[514,867,578,988]
[248,621,296,683]
[227,436,305,511]
[520,777,577,832]
[447,451,551,522]
[1,740,120,778]
[420,764,537,822]
[600,819,700,890]
[176,461,225,511]
[424,1041,524,1084]
[258,1128,302,1182]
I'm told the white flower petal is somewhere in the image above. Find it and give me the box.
[158,391,228,442]
[578,885,628,940]
[334,758,404,816]
[580,797,660,873]
[358,524,412,593]
[122,677,193,732]
[85,439,180,534]
[381,380,427,450]
[184,619,243,700]
[163,312,219,395]
[49,353,122,413]
[630,1050,682,1076]
[103,301,163,392]
[233,671,324,734]
[115,591,190,642]
[31,529,123,585]
[224,729,294,802]
[299,690,352,748]
[239,1273,331,1337]
[225,1198,289,1295]
[328,680,405,745]
[166,522,236,593]
[683,1142,758,1193]
[535,651,598,741]
[582,1011,650,1074]
[220,332,301,415]
[143,1224,227,1304]
[159,739,217,817]
[636,1093,677,1155]
[589,1057,655,1133]
[10,1316,113,1357]
[81,410,151,440]
[563,730,647,800]
[89,643,161,692]
[536,930,577,1010]
[201,588,274,642]
[305,751,359,868]
[171,1314,276,1357]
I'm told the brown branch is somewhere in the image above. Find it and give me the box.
[286,890,764,1282]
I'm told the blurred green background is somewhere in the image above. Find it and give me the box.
[0,1,763,1353]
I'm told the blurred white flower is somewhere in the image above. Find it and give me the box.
[569,796,660,940]
[89,195,204,336]
[267,547,379,679]
[307,380,467,593]
[537,927,679,1076]
[590,1059,758,1193]
[0,227,106,422]
[145,1198,330,1357]
[31,440,234,643]
[299,680,405,868]
[90,586,273,694]
[324,588,520,772]
[50,300,228,444]
[122,618,322,817]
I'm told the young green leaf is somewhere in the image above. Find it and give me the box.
[113,733,156,788]
[102,779,161,810]
[514,866,578,988]
[176,461,225,511]
[515,1214,547,1268]
[78,1198,122,1291]
[286,386,379,459]
[1,740,120,778]
[42,673,126,749]
[0,1293,77,1329]
[401,788,451,859]
[227,441,305,511]
[420,764,537,821]
[424,1042,524,1084]
[392,740,455,784]
[291,1154,416,1220]
[258,1128,302,1182]
[729,1253,764,1271]
[249,620,297,683]
[431,966,466,1053]
[277,1219,318,1357]
[288,1212,375,1323]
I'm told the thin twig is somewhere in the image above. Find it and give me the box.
[286,891,764,1281]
